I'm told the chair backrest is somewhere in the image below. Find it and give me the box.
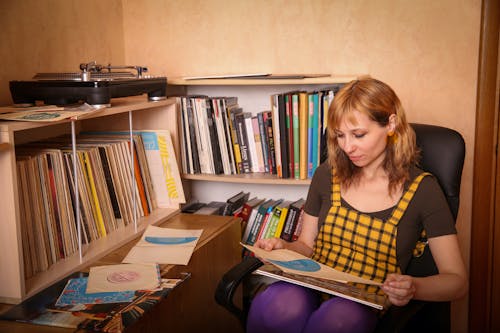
[377,124,466,333]
[406,123,465,279]
[411,123,465,221]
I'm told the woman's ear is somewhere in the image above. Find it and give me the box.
[388,114,397,134]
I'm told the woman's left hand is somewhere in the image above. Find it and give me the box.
[381,273,416,306]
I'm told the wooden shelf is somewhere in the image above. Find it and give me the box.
[182,173,311,185]
[0,96,175,133]
[0,95,180,304]
[169,75,360,86]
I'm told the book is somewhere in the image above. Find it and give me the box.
[278,93,290,178]
[242,244,388,310]
[257,112,270,173]
[222,191,250,216]
[219,97,238,174]
[226,105,243,173]
[194,201,225,215]
[183,96,201,174]
[192,97,215,174]
[270,94,282,177]
[239,197,265,239]
[292,93,300,179]
[244,113,259,173]
[264,200,292,239]
[298,92,309,180]
[251,116,265,172]
[280,198,305,241]
[255,199,283,241]
[205,99,224,174]
[309,92,320,178]
[246,199,280,245]
[285,92,294,178]
[262,111,276,174]
[181,201,207,213]
[234,112,252,173]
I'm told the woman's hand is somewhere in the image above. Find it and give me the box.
[253,237,286,251]
[381,273,416,306]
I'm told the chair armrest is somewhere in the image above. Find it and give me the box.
[214,256,264,323]
[375,301,426,333]
[375,300,450,333]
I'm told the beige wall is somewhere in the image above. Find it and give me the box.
[0,0,481,332]
[0,0,125,104]
[122,2,480,330]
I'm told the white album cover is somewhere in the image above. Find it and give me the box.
[122,225,203,265]
[86,263,161,293]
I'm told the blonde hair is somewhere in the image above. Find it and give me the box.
[327,78,418,193]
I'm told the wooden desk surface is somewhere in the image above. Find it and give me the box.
[0,213,244,333]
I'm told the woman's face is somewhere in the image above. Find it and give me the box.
[334,110,394,169]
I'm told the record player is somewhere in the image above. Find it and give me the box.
[9,61,167,106]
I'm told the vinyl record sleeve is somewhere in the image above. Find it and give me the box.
[86,263,160,293]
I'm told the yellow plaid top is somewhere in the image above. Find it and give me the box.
[312,172,430,288]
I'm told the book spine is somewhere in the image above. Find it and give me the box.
[274,205,289,238]
[251,116,265,172]
[299,92,308,180]
[285,93,294,179]
[242,206,260,243]
[307,93,314,179]
[271,94,282,177]
[186,97,201,173]
[235,113,251,173]
[257,112,270,173]
[292,208,305,241]
[292,93,300,180]
[278,94,289,178]
[280,206,297,242]
[263,111,276,174]
[310,92,319,178]
[220,98,237,174]
[248,204,269,245]
[264,207,281,239]
[205,99,224,174]
[227,107,243,173]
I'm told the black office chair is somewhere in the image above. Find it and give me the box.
[215,123,465,333]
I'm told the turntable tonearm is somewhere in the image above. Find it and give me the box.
[9,61,167,106]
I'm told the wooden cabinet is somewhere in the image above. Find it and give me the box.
[0,213,243,333]
[0,96,180,303]
[168,75,358,202]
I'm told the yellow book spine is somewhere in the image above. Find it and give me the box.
[299,92,308,180]
[81,151,107,237]
[274,206,289,238]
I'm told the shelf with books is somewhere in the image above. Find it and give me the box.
[169,74,361,203]
[0,96,182,304]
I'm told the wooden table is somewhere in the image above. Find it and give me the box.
[0,213,244,333]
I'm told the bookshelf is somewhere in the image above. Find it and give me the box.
[0,96,180,303]
[169,75,359,202]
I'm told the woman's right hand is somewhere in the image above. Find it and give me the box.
[253,237,286,251]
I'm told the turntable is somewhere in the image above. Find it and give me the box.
[9,61,167,106]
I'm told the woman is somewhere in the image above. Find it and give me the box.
[247,78,468,333]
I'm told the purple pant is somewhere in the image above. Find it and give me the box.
[247,281,378,333]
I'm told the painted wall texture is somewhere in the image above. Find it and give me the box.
[0,1,481,332]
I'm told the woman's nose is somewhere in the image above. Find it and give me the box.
[343,137,355,153]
